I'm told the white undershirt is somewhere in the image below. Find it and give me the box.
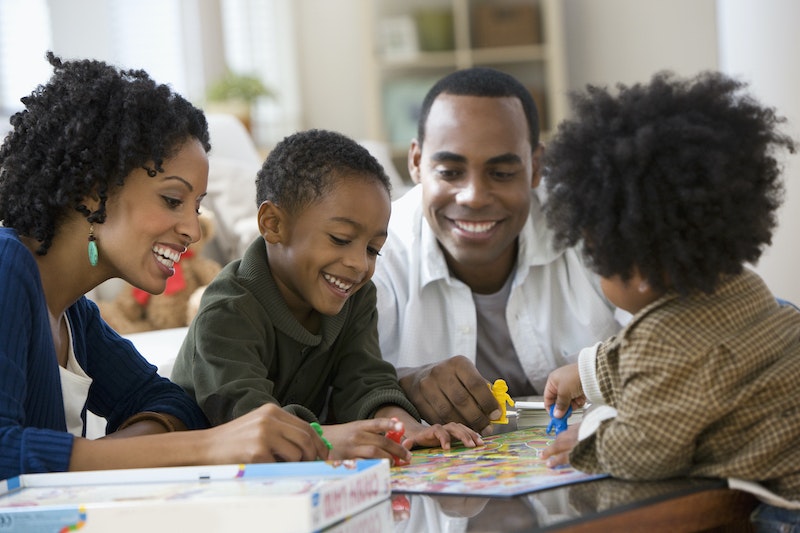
[473,269,536,397]
[58,318,93,437]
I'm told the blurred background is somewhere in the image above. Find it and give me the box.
[1,0,798,303]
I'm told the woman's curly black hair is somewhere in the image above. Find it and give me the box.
[543,71,795,296]
[0,52,211,255]
[256,128,390,214]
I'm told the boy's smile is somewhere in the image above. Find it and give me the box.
[261,175,390,331]
[322,272,358,295]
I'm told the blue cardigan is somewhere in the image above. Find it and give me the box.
[0,228,208,479]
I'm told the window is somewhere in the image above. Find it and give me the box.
[0,0,52,124]
[220,0,301,146]
[0,0,299,148]
[0,0,201,120]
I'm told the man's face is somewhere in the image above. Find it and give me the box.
[409,94,539,290]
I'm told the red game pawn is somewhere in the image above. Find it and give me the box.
[386,417,410,466]
[391,494,411,521]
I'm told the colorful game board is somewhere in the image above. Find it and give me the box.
[391,426,606,497]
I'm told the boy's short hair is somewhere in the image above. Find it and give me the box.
[542,70,796,296]
[416,67,540,150]
[256,129,391,214]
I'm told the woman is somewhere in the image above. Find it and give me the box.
[0,53,329,480]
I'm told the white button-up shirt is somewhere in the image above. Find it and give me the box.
[374,184,622,393]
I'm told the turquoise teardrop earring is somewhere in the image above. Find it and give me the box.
[87,224,98,267]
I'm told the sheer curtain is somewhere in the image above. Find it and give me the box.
[0,0,202,106]
[0,0,299,148]
[219,0,301,147]
[0,0,52,130]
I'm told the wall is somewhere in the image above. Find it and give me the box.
[294,0,372,140]
[298,0,800,304]
[39,0,800,302]
[296,0,720,135]
[553,0,799,303]
[561,0,718,90]
[717,0,800,304]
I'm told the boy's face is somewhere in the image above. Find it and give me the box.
[408,94,540,292]
[260,175,390,328]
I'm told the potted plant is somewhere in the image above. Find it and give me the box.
[204,71,273,133]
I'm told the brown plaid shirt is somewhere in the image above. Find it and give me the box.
[570,269,800,502]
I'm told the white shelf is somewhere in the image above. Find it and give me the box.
[366,0,567,181]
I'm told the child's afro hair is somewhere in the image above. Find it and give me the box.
[543,70,795,296]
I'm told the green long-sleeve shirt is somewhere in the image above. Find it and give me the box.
[172,237,419,425]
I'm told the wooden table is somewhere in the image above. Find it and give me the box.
[391,412,759,532]
[392,477,758,532]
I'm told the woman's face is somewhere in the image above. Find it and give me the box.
[95,138,209,295]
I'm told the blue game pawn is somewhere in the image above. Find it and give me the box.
[547,404,573,435]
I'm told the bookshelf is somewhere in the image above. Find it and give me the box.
[365,0,568,183]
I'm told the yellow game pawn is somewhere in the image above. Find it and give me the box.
[488,379,514,424]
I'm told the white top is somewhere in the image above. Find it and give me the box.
[373,184,622,393]
[473,268,534,396]
[58,318,93,437]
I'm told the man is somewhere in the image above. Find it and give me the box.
[373,68,622,435]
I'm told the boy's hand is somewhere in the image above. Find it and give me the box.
[402,420,484,451]
[541,424,580,468]
[398,355,500,435]
[208,403,330,463]
[543,363,585,418]
[321,419,413,463]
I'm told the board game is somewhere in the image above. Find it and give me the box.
[391,426,606,497]
[0,459,390,533]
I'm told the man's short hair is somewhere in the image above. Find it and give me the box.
[416,67,540,150]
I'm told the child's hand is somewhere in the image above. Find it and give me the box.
[541,424,580,468]
[207,403,330,463]
[402,421,484,451]
[321,419,412,463]
[543,363,585,418]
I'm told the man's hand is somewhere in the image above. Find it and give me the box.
[398,355,500,434]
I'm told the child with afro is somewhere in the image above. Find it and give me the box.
[172,129,482,464]
[539,71,800,530]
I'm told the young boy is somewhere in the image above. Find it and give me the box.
[172,129,481,463]
[538,72,800,530]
